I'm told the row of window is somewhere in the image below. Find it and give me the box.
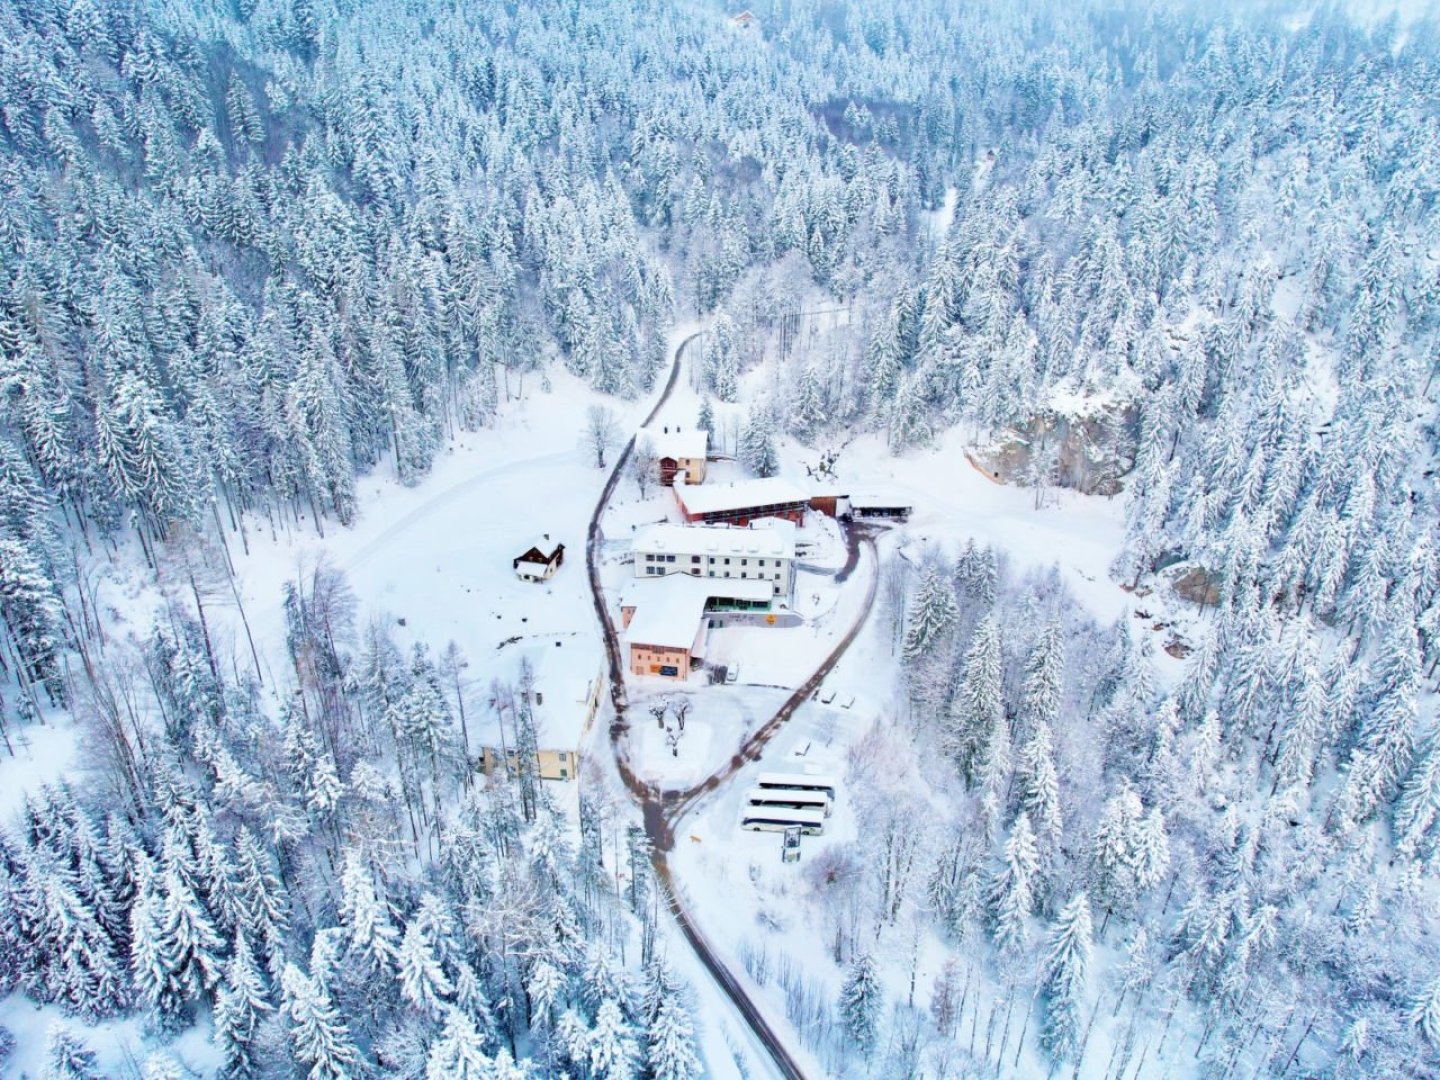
[642,552,782,567]
[644,566,782,581]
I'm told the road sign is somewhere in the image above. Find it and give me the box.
[782,825,801,863]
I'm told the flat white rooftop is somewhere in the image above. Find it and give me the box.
[633,518,796,560]
[623,576,775,651]
[676,477,808,516]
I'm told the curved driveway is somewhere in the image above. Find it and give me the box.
[585,331,881,1080]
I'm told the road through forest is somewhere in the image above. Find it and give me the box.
[585,329,881,1080]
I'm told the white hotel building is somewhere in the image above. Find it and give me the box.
[631,518,796,598]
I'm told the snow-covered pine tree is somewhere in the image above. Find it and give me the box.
[739,409,779,478]
[397,913,454,1017]
[1039,892,1093,1062]
[425,1005,492,1080]
[338,847,400,977]
[40,1024,100,1080]
[946,614,1004,785]
[280,962,366,1080]
[988,811,1039,956]
[838,951,883,1058]
[901,563,958,663]
[213,932,273,1079]
[696,397,715,450]
[647,995,702,1080]
[589,998,639,1080]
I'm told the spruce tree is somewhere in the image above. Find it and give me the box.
[425,1006,492,1080]
[41,1024,101,1080]
[988,812,1039,956]
[589,998,639,1080]
[901,564,958,662]
[838,951,883,1058]
[280,962,366,1080]
[647,996,702,1080]
[1039,892,1093,1062]
[213,932,272,1079]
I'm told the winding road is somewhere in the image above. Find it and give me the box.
[585,329,881,1080]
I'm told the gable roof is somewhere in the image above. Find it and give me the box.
[644,427,708,462]
[632,518,796,560]
[472,637,604,749]
[674,477,808,516]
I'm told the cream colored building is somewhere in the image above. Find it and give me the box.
[632,518,796,598]
[477,638,604,781]
[648,427,708,486]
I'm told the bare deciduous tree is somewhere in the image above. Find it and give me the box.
[630,437,658,498]
[669,695,691,731]
[584,405,620,468]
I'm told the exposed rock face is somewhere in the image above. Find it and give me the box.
[970,405,1136,497]
[1170,565,1222,607]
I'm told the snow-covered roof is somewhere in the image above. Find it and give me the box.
[675,477,808,516]
[644,428,707,461]
[623,576,774,651]
[515,538,563,564]
[849,493,912,509]
[473,637,604,749]
[632,518,796,560]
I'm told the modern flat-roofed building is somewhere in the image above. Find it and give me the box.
[632,518,795,597]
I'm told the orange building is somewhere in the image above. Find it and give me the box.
[621,577,775,680]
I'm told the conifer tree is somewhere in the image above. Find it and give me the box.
[280,962,366,1080]
[397,915,454,1017]
[989,812,1039,956]
[213,932,272,1079]
[739,409,779,478]
[338,848,400,977]
[838,951,883,1058]
[647,995,702,1080]
[901,564,958,662]
[41,1024,100,1080]
[1039,892,1093,1062]
[589,998,639,1080]
[425,1006,492,1080]
[946,614,1004,784]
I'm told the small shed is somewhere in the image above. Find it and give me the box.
[514,538,565,582]
[850,496,912,522]
[730,10,759,31]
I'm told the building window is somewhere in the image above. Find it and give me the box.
[708,557,715,564]
[691,555,701,563]
[724,558,731,565]
[742,559,748,566]
[666,554,676,563]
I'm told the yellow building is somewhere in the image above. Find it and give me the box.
[477,639,605,781]
[649,427,708,486]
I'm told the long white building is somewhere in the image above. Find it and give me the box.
[631,518,796,597]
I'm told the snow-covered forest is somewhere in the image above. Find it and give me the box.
[2,0,1439,1075]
